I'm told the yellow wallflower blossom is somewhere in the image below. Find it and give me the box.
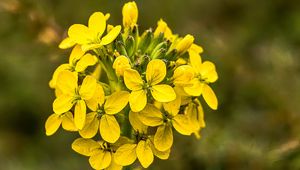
[49,45,98,89]
[72,138,122,170]
[138,103,194,151]
[172,65,194,86]
[184,50,218,110]
[80,85,129,143]
[154,19,174,41]
[68,12,121,52]
[45,112,77,136]
[122,1,138,29]
[124,59,176,112]
[112,55,131,77]
[185,99,206,139]
[53,70,97,129]
[114,137,170,168]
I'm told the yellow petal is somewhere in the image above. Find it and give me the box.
[104,91,129,115]
[71,138,100,156]
[106,154,123,170]
[56,70,78,95]
[154,124,173,151]
[69,45,85,65]
[185,102,200,132]
[151,84,176,102]
[173,65,194,86]
[75,54,98,72]
[150,143,170,160]
[129,90,147,112]
[189,43,203,54]
[175,34,194,53]
[100,25,121,45]
[91,64,101,80]
[200,61,218,83]
[74,100,87,130]
[122,1,138,28]
[113,55,131,77]
[189,50,202,74]
[79,75,97,100]
[136,140,154,168]
[154,19,173,40]
[202,84,218,110]
[49,64,70,89]
[52,94,74,114]
[45,113,62,136]
[61,111,78,131]
[172,114,193,135]
[129,111,147,133]
[68,24,92,44]
[183,78,204,96]
[138,104,163,127]
[162,93,181,116]
[59,37,76,49]
[89,150,112,170]
[100,115,120,143]
[124,69,144,91]
[146,59,166,85]
[197,102,206,128]
[88,12,106,38]
[114,144,137,166]
[86,84,105,111]
[79,112,99,138]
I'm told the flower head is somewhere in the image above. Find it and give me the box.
[46,2,219,169]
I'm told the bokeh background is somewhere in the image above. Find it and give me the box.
[1,0,300,169]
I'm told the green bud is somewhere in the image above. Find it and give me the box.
[116,41,128,57]
[145,32,164,54]
[138,29,153,54]
[150,41,167,59]
[125,35,135,58]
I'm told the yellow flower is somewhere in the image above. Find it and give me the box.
[45,111,77,136]
[185,99,206,139]
[138,102,194,151]
[68,12,121,52]
[114,137,170,168]
[122,1,138,29]
[72,138,122,170]
[49,45,98,89]
[188,43,203,54]
[175,34,194,54]
[184,50,218,110]
[112,55,131,77]
[129,111,148,134]
[172,65,194,86]
[79,85,129,143]
[123,59,176,112]
[52,70,97,129]
[154,19,174,41]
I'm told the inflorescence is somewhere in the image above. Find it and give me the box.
[45,1,218,169]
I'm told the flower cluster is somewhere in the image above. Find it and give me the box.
[45,1,218,169]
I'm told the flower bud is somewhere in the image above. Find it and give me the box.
[122,1,138,28]
[154,19,173,41]
[175,34,194,54]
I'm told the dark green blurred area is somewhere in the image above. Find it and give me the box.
[1,0,300,169]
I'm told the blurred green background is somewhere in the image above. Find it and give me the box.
[1,0,300,169]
